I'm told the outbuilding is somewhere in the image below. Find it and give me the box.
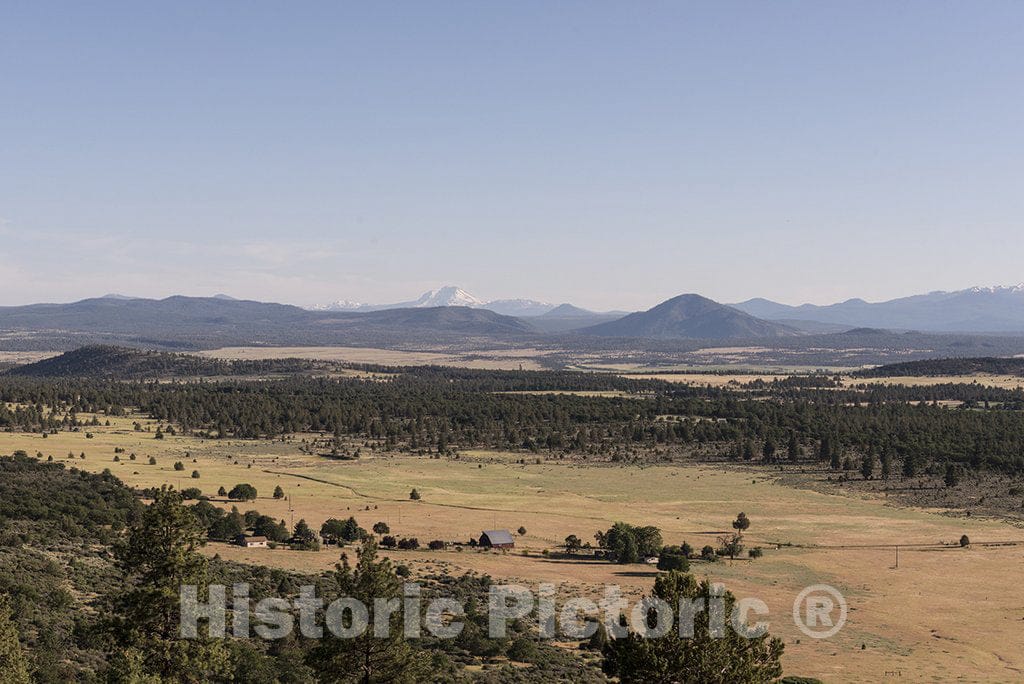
[479,529,515,549]
[235,534,269,548]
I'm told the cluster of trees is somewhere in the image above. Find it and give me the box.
[595,523,664,564]
[0,452,140,543]
[186,500,323,550]
[6,367,1024,478]
[594,514,756,568]
[320,516,367,545]
[1,455,624,681]
[854,357,1024,378]
[6,345,322,380]
[380,536,422,550]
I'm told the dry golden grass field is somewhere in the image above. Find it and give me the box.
[4,413,1023,682]
[199,345,1024,392]
[0,351,59,365]
[618,373,792,387]
[198,346,552,370]
[846,374,1024,390]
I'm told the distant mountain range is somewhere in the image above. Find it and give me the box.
[0,291,793,348]
[0,295,536,349]
[731,285,1024,333]
[318,283,1024,334]
[314,286,556,317]
[580,294,797,339]
[4,284,1024,352]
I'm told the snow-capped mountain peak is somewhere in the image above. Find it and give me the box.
[310,299,366,311]
[967,284,1024,295]
[310,286,554,315]
[411,286,485,308]
[484,298,556,316]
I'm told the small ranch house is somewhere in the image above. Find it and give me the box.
[234,534,269,548]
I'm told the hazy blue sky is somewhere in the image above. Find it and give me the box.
[2,2,1022,310]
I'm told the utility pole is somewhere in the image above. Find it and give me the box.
[895,545,899,569]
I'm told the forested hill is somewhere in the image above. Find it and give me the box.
[0,295,539,349]
[856,357,1024,378]
[580,294,796,339]
[3,345,319,379]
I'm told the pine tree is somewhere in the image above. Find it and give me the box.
[742,439,755,461]
[880,450,893,480]
[602,571,784,682]
[944,462,960,488]
[111,486,230,682]
[902,455,918,478]
[787,433,800,462]
[0,594,30,684]
[307,540,429,682]
[861,453,875,480]
[587,620,609,651]
[830,447,842,471]
[818,435,832,463]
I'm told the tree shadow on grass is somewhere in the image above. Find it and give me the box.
[537,557,611,565]
[612,570,659,578]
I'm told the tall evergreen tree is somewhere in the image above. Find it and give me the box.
[110,486,229,682]
[944,462,961,488]
[902,454,918,478]
[787,433,800,462]
[830,447,842,471]
[602,571,784,683]
[308,540,429,683]
[880,450,893,480]
[742,439,755,461]
[818,435,832,463]
[0,594,30,684]
[861,453,875,480]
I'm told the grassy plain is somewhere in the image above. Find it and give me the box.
[3,412,1023,682]
[198,346,552,370]
[0,350,59,365]
[198,346,1024,393]
[846,374,1024,390]
[617,373,792,387]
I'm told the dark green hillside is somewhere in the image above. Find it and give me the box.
[4,345,318,379]
[0,454,140,541]
[856,357,1024,378]
[0,456,141,679]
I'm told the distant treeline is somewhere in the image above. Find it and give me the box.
[349,364,669,392]
[856,357,1024,378]
[5,365,1024,473]
[4,345,322,379]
